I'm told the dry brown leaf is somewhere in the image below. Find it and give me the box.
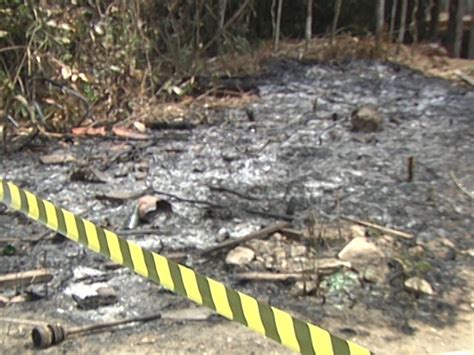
[112,126,150,140]
[138,195,160,219]
[138,195,172,220]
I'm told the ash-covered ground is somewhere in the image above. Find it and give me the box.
[1,60,473,354]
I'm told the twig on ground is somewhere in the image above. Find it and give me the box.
[208,185,259,201]
[115,228,161,236]
[450,171,474,200]
[200,222,289,256]
[341,216,414,240]
[31,313,162,348]
[149,184,293,221]
[317,116,348,145]
[0,317,48,326]
[454,70,474,86]
[235,272,306,281]
[236,260,351,281]
[0,269,53,289]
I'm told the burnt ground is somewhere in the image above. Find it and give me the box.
[0,59,473,354]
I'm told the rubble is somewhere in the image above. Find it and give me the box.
[350,106,383,132]
[404,276,434,296]
[225,247,255,266]
[338,237,384,262]
[350,225,366,238]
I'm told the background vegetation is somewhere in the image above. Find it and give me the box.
[0,0,471,147]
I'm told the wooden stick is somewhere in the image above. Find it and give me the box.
[67,313,162,336]
[200,222,289,256]
[407,156,415,182]
[341,216,414,240]
[235,272,307,282]
[454,70,474,86]
[0,269,53,289]
[450,171,474,200]
[0,317,48,326]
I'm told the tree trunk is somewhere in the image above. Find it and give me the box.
[194,0,202,64]
[429,0,440,40]
[376,0,386,54]
[448,0,465,57]
[218,0,227,33]
[218,0,227,53]
[416,0,430,41]
[331,0,342,45]
[389,0,398,42]
[305,0,313,50]
[453,0,464,57]
[273,0,283,51]
[410,0,419,43]
[469,4,474,59]
[398,0,408,49]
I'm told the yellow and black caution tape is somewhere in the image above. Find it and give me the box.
[0,179,371,355]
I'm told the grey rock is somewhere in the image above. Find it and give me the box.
[225,246,255,266]
[338,237,384,262]
[361,262,390,284]
[351,106,383,132]
[290,245,307,257]
[293,280,318,295]
[161,307,213,321]
[350,225,366,238]
[404,276,434,295]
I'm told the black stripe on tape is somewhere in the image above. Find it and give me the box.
[195,274,216,310]
[143,250,160,284]
[55,206,67,236]
[258,303,281,344]
[225,287,247,327]
[168,260,187,297]
[96,225,111,258]
[293,318,314,354]
[74,214,88,246]
[118,237,134,269]
[2,180,11,205]
[331,335,350,355]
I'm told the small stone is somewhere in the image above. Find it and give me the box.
[461,248,474,257]
[425,240,456,261]
[439,238,455,249]
[315,258,352,273]
[0,295,8,307]
[408,245,425,258]
[264,255,274,269]
[216,228,230,242]
[273,232,283,241]
[404,276,434,295]
[350,225,366,238]
[96,286,117,298]
[351,106,383,132]
[135,171,148,180]
[362,262,390,284]
[225,246,255,266]
[293,280,318,295]
[290,245,307,257]
[338,237,384,262]
[161,307,213,321]
[40,153,76,165]
[274,247,287,261]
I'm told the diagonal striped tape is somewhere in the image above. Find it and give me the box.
[0,179,371,355]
